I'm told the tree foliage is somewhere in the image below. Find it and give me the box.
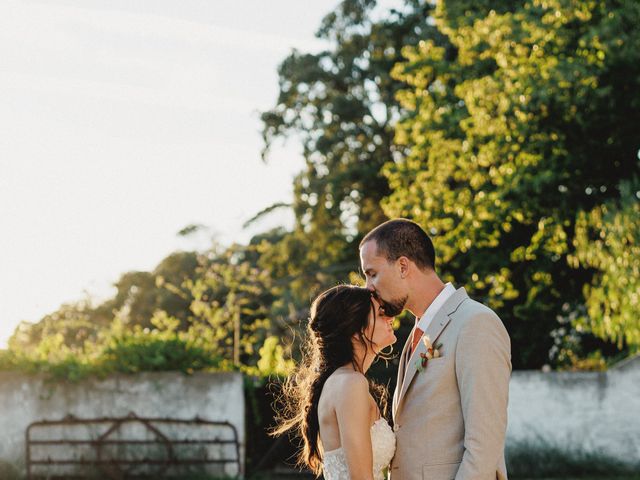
[385,0,640,366]
[570,177,640,347]
[5,0,639,379]
[259,0,436,306]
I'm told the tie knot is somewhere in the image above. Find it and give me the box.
[411,326,424,354]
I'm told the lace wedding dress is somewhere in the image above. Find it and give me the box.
[322,417,396,480]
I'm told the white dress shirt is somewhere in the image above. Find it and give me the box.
[415,282,456,332]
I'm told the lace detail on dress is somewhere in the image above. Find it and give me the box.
[322,418,396,480]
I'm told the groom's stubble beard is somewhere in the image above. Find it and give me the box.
[378,294,408,317]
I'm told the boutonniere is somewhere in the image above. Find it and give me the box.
[416,335,443,372]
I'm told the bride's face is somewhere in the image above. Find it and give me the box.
[365,297,396,352]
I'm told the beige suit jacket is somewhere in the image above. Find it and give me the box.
[390,287,511,480]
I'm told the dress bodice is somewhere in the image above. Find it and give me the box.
[322,417,396,480]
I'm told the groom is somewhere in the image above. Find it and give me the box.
[360,219,511,480]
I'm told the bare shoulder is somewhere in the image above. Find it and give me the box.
[318,369,371,428]
[329,368,368,390]
[325,369,369,405]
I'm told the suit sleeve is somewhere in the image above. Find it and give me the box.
[454,310,511,480]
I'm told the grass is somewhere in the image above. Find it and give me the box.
[507,437,640,479]
[0,461,20,480]
[4,437,639,480]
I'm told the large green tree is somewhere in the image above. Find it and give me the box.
[259,0,437,309]
[385,0,640,367]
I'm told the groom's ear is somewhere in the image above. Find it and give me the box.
[397,256,410,278]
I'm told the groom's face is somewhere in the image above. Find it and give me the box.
[360,240,408,317]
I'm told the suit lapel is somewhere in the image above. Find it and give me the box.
[395,288,469,415]
[397,310,451,406]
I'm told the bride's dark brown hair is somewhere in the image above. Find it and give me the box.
[271,284,389,476]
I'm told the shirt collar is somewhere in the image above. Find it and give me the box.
[415,282,456,332]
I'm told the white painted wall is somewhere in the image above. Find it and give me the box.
[507,356,640,464]
[0,371,245,477]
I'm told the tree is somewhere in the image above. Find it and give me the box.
[385,0,640,367]
[259,0,437,310]
[8,250,198,350]
[8,300,99,355]
[570,176,640,349]
[105,251,199,329]
[187,245,279,369]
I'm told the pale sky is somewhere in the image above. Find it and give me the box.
[0,0,353,347]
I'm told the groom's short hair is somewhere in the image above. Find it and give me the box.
[360,219,436,271]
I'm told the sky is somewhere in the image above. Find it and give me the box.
[0,0,354,347]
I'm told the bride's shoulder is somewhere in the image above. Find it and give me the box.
[326,369,368,397]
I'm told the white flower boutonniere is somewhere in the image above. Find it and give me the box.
[416,335,443,373]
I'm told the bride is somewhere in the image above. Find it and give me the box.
[273,285,397,479]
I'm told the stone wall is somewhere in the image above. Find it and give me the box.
[1,357,638,477]
[0,371,244,477]
[507,355,640,464]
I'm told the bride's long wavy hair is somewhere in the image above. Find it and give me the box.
[271,284,389,476]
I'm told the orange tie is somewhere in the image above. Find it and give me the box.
[410,326,424,355]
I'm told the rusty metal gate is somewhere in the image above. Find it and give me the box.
[25,412,241,479]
